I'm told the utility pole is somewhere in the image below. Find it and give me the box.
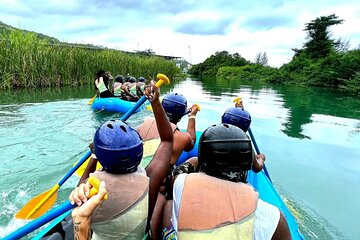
[188,45,192,64]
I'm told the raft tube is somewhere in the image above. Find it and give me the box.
[91,97,146,114]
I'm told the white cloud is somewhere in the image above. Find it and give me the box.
[0,0,359,67]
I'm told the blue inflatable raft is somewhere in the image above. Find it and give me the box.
[91,97,146,113]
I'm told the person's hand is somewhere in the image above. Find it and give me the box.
[235,101,244,109]
[256,153,266,163]
[105,72,113,79]
[188,104,199,117]
[144,80,159,103]
[70,179,107,220]
[88,142,94,153]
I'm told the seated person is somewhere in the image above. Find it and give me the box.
[112,75,126,99]
[162,123,291,240]
[137,92,198,167]
[222,106,266,173]
[137,77,146,98]
[137,92,199,239]
[123,76,139,102]
[94,70,114,98]
[70,81,173,239]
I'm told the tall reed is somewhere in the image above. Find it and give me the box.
[0,30,181,89]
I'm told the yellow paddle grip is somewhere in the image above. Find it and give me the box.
[156,73,170,86]
[88,176,108,200]
[194,103,201,111]
[233,97,242,104]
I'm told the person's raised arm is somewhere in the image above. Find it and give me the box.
[185,104,199,150]
[144,80,173,226]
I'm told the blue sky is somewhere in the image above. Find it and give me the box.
[1,0,359,67]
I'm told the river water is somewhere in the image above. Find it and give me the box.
[0,77,359,239]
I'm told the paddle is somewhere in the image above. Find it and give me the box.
[15,73,170,220]
[232,97,272,182]
[4,176,108,240]
[88,94,97,105]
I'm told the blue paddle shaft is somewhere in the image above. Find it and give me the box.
[248,127,272,183]
[58,150,91,186]
[120,96,147,121]
[3,201,75,240]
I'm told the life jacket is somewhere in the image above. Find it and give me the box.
[95,77,108,93]
[177,173,258,240]
[90,169,149,240]
[129,83,137,96]
[113,82,123,97]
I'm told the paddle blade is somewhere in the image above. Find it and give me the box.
[88,95,96,105]
[15,187,58,220]
[75,156,102,177]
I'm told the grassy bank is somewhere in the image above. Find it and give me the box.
[0,30,181,89]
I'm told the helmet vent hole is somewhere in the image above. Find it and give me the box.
[107,124,113,129]
[120,125,127,132]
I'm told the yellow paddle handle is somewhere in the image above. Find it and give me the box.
[155,73,170,87]
[88,176,108,200]
[194,103,201,111]
[233,97,242,105]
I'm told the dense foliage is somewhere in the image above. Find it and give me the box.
[188,51,249,76]
[0,25,181,89]
[190,15,360,94]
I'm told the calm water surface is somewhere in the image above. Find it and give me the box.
[0,78,359,239]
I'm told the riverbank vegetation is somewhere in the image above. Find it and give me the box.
[0,23,181,89]
[189,14,360,94]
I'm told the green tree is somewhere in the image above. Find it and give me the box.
[298,14,344,59]
[189,51,249,76]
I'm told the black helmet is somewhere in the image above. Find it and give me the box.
[198,123,253,182]
[222,107,251,132]
[129,77,136,83]
[115,75,124,83]
[138,77,146,82]
[161,92,187,123]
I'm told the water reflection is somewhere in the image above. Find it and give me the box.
[198,76,360,140]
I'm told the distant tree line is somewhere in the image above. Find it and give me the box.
[189,14,360,94]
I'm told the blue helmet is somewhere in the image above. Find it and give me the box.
[162,92,187,123]
[94,120,143,174]
[221,107,251,132]
[198,123,253,182]
[138,77,146,82]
